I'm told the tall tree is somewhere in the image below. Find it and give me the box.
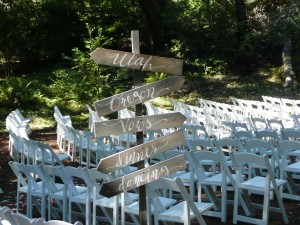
[234,0,249,42]
[138,0,165,53]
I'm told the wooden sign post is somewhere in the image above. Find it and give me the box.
[91,30,185,224]
[131,30,147,224]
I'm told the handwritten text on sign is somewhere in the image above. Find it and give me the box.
[97,130,185,173]
[90,48,183,76]
[94,76,184,116]
[94,112,186,137]
[100,155,187,197]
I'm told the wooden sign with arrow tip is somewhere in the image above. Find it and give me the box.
[97,130,185,174]
[94,76,185,116]
[94,112,186,137]
[99,154,187,197]
[90,48,183,76]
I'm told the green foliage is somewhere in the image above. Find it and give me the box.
[49,24,132,104]
[0,76,41,108]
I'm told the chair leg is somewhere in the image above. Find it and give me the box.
[233,187,239,224]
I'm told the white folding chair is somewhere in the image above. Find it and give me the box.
[230,152,289,225]
[8,161,41,217]
[152,177,213,225]
[53,106,73,153]
[274,140,300,199]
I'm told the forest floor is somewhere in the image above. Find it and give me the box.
[1,128,300,224]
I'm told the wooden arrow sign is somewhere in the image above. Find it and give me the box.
[94,112,186,137]
[94,76,185,116]
[99,154,187,197]
[97,130,185,173]
[90,48,183,76]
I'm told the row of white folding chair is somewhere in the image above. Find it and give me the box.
[0,206,83,225]
[172,99,202,119]
[65,125,126,168]
[119,174,213,225]
[144,102,178,136]
[230,96,271,118]
[198,98,244,121]
[144,102,173,115]
[185,141,289,225]
[85,104,107,133]
[8,161,129,225]
[231,96,295,127]
[189,136,300,192]
[6,109,31,137]
[116,108,137,148]
[8,132,70,166]
[262,95,300,117]
[6,110,31,157]
[53,106,73,153]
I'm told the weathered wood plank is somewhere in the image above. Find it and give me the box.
[90,48,183,76]
[94,76,184,116]
[99,155,187,197]
[97,130,185,173]
[94,112,186,137]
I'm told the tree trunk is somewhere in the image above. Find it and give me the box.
[234,0,248,42]
[282,37,295,88]
[138,0,165,53]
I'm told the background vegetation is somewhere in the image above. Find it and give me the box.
[1,0,300,132]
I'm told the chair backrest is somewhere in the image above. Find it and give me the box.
[196,150,234,181]
[181,124,208,141]
[187,138,217,152]
[213,138,245,153]
[281,128,300,140]
[274,139,300,158]
[233,130,255,141]
[232,122,249,132]
[254,129,280,141]
[34,141,65,166]
[8,161,28,188]
[43,165,79,197]
[249,117,268,131]
[243,139,277,161]
[266,118,285,131]
[230,152,275,182]
[64,166,95,189]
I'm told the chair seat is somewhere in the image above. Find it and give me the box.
[239,176,286,192]
[124,197,176,215]
[285,161,300,173]
[201,173,239,186]
[94,193,139,208]
[288,149,300,157]
[157,201,213,223]
[177,171,213,184]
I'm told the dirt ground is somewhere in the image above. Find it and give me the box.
[1,128,300,224]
